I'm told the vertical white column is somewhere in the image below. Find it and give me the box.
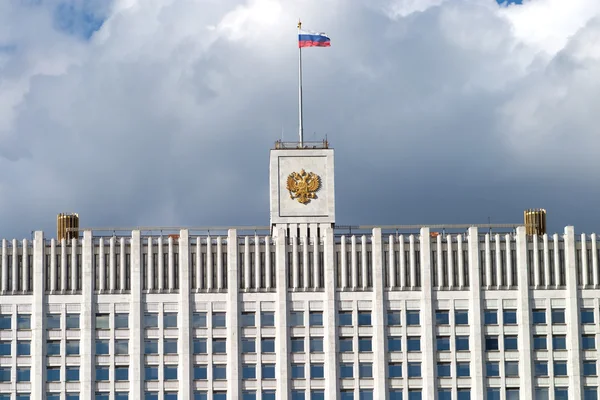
[147,238,154,291]
[303,235,310,290]
[399,236,406,289]
[244,236,251,290]
[371,228,387,399]
[265,237,272,289]
[275,227,290,400]
[196,238,203,290]
[388,236,396,289]
[120,238,127,291]
[312,235,320,289]
[216,237,224,290]
[206,237,213,290]
[409,235,416,289]
[516,226,534,398]
[99,239,105,291]
[71,238,78,291]
[32,232,46,399]
[582,234,589,287]
[0,239,7,292]
[484,235,492,288]
[50,239,57,292]
[178,230,192,400]
[168,236,175,291]
[506,234,513,288]
[291,236,299,289]
[157,237,164,291]
[543,234,550,288]
[109,236,116,291]
[60,238,67,291]
[448,235,455,289]
[467,227,484,399]
[361,235,368,290]
[592,233,599,288]
[437,235,444,289]
[255,236,261,290]
[533,235,541,288]
[341,236,348,289]
[11,239,18,292]
[564,226,582,398]
[81,231,94,400]
[495,234,502,288]
[457,235,465,289]
[351,236,358,289]
[130,231,143,400]
[553,234,561,287]
[419,228,436,400]
[226,230,240,398]
[22,239,29,292]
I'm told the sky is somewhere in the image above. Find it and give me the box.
[1,0,600,238]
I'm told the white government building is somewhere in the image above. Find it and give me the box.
[0,141,597,400]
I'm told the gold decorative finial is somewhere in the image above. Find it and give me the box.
[298,19,302,29]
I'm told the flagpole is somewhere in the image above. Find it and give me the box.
[298,19,304,148]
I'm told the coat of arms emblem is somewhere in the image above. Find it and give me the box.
[286,169,321,204]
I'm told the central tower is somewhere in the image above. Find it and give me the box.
[269,140,335,237]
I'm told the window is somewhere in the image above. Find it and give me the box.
[144,339,158,354]
[17,341,30,356]
[437,362,451,377]
[46,395,60,400]
[555,388,568,400]
[340,363,353,378]
[0,367,10,382]
[310,391,323,400]
[47,341,61,356]
[242,392,256,400]
[389,362,402,378]
[554,361,567,376]
[290,311,304,327]
[388,336,401,352]
[213,365,226,380]
[241,338,256,353]
[115,313,129,329]
[457,389,471,400]
[263,391,276,400]
[506,389,520,400]
[582,309,595,324]
[535,361,548,376]
[486,362,499,377]
[214,392,226,400]
[17,314,30,330]
[408,389,422,399]
[339,337,353,352]
[115,367,128,381]
[47,314,61,329]
[387,310,401,326]
[212,312,226,328]
[17,367,30,382]
[309,311,323,326]
[341,391,353,400]
[213,338,226,354]
[435,310,449,325]
[456,336,469,351]
[47,367,60,381]
[192,312,207,328]
[0,341,10,356]
[407,336,420,351]
[291,363,305,379]
[291,391,305,400]
[455,310,469,325]
[505,335,518,350]
[144,313,158,328]
[164,365,177,380]
[358,311,372,326]
[241,312,255,327]
[484,310,497,325]
[96,314,109,329]
[193,339,207,354]
[487,388,500,400]
[66,367,79,382]
[115,393,128,400]
[310,363,324,379]
[359,362,373,378]
[164,394,178,400]
[551,309,565,324]
[533,335,547,350]
[534,388,548,400]
[505,361,519,377]
[485,336,499,351]
[582,334,597,350]
[291,337,304,353]
[310,337,323,353]
[66,395,80,400]
[532,309,546,324]
[115,339,129,355]
[145,393,158,400]
[194,364,208,380]
[584,361,597,376]
[389,390,403,400]
[584,387,598,400]
[407,310,420,325]
[164,313,177,328]
[503,309,517,325]
[96,394,109,400]
[408,362,421,377]
[439,390,451,400]
[437,336,450,351]
[144,366,158,381]
[66,340,80,355]
[97,366,110,381]
[360,390,373,400]
[262,363,275,379]
[261,338,275,353]
[261,311,274,327]
[553,335,567,350]
[456,362,470,377]
[359,337,372,352]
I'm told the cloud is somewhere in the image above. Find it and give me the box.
[0,0,600,238]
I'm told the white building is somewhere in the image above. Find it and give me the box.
[0,142,596,400]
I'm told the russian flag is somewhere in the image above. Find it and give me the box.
[298,29,331,48]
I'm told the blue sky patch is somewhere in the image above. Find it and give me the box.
[497,0,523,5]
[53,1,106,39]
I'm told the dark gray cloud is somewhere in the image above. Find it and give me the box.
[1,0,600,239]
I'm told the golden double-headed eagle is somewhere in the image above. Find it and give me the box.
[286,169,321,204]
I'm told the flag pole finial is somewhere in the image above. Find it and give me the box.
[298,19,302,29]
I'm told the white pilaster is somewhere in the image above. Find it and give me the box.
[81,231,94,399]
[275,227,290,400]
[71,238,78,292]
[371,228,387,399]
[467,227,485,399]
[157,236,164,291]
[564,226,582,397]
[178,230,192,400]
[109,236,116,291]
[515,226,534,398]
[226,229,240,398]
[11,239,17,292]
[61,238,67,291]
[22,239,29,293]
[130,230,144,400]
[31,231,45,398]
[120,237,127,291]
[419,227,436,400]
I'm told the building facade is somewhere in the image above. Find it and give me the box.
[0,143,596,400]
